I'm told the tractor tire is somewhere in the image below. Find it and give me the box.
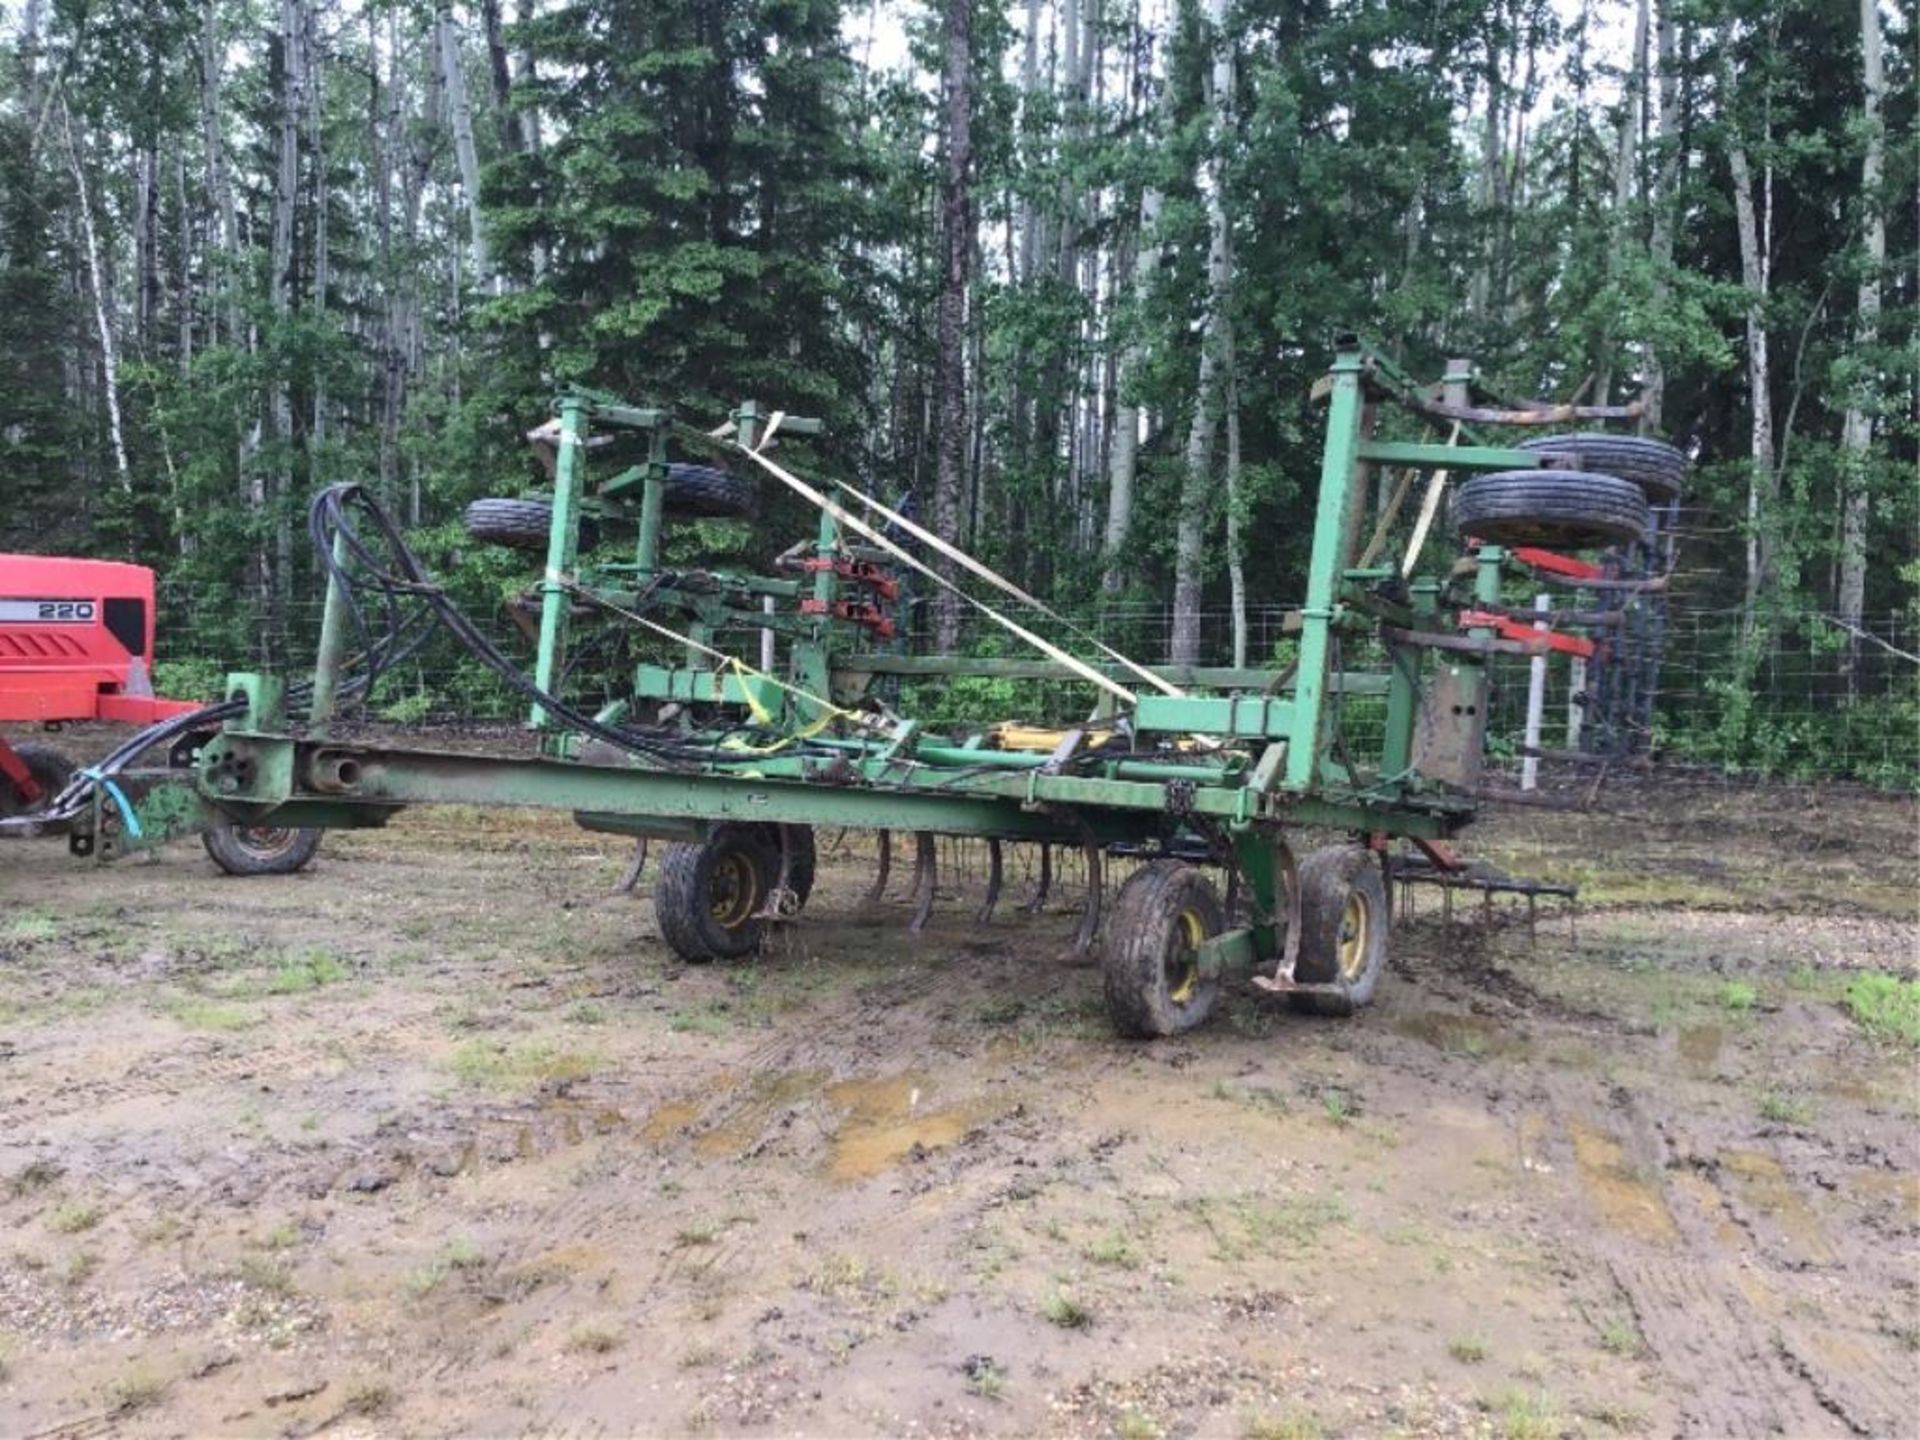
[203,823,323,876]
[0,742,77,817]
[463,498,602,553]
[1518,433,1687,503]
[654,823,777,963]
[1288,846,1390,1018]
[1100,860,1225,1039]
[661,464,757,521]
[754,823,816,913]
[1449,470,1650,551]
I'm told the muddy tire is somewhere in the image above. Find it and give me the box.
[1101,860,1225,1039]
[0,743,77,816]
[1289,846,1389,1018]
[654,824,776,963]
[661,464,756,521]
[1518,433,1687,503]
[463,498,602,553]
[754,824,816,913]
[202,823,324,876]
[1449,470,1650,551]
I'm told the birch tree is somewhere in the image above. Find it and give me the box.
[1836,0,1886,681]
[932,0,973,653]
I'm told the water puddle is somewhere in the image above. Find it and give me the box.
[822,1071,994,1182]
[1720,1149,1833,1263]
[1569,1120,1677,1243]
[693,1069,827,1157]
[1395,1011,1526,1059]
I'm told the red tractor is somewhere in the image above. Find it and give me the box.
[0,554,321,874]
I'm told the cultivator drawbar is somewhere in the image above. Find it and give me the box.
[10,339,1690,1038]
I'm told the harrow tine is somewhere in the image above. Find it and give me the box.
[1024,842,1052,914]
[909,831,938,933]
[865,830,892,903]
[975,838,1003,925]
[1069,835,1103,960]
[617,837,649,894]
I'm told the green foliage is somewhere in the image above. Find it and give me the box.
[1842,974,1920,1048]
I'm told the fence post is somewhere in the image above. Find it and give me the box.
[1522,592,1550,791]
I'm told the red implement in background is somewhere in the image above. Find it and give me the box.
[1,554,203,807]
[0,555,202,727]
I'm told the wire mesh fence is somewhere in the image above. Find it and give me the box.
[145,581,1919,791]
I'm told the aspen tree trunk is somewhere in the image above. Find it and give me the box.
[480,0,521,150]
[58,99,132,497]
[438,7,492,288]
[372,8,400,500]
[1170,0,1234,669]
[1595,0,1648,405]
[309,3,328,451]
[199,0,241,345]
[1837,0,1886,684]
[268,0,304,652]
[932,0,973,653]
[1644,0,1680,434]
[1723,41,1775,624]
[514,0,541,154]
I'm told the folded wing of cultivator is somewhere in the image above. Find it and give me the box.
[11,339,1687,1039]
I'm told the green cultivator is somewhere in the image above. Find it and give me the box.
[10,338,1687,1038]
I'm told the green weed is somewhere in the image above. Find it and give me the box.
[48,1201,101,1234]
[1844,973,1920,1047]
[1041,1288,1092,1329]
[1720,980,1759,1014]
[167,1000,258,1032]
[566,1324,621,1354]
[1598,1318,1644,1357]
[265,949,350,994]
[1243,1409,1324,1440]
[1448,1335,1488,1363]
[1085,1231,1142,1269]
[447,1040,598,1089]
[1758,1090,1814,1126]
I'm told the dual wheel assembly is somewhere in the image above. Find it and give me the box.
[648,823,1391,1040]
[1102,845,1390,1038]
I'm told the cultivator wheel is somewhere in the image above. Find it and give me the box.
[654,823,777,962]
[1100,860,1225,1039]
[1517,433,1687,503]
[0,742,76,817]
[202,824,324,876]
[1287,846,1390,1018]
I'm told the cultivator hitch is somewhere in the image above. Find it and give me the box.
[34,335,1688,1040]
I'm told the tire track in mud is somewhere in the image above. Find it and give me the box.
[1553,1088,1911,1438]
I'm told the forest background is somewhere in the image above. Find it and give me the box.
[0,0,1913,782]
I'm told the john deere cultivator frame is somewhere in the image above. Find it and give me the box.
[30,338,1674,1038]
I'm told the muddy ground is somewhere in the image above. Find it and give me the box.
[1,754,1915,1439]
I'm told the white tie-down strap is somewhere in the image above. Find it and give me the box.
[735,421,1137,705]
[828,482,1185,698]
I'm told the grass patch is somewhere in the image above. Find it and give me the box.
[167,999,258,1032]
[7,913,58,943]
[1116,1410,1160,1440]
[674,1220,721,1247]
[106,1369,168,1415]
[1320,1090,1354,1127]
[238,1254,296,1295]
[1758,1090,1814,1126]
[447,1040,598,1090]
[48,1201,101,1234]
[1844,973,1920,1047]
[1041,1288,1092,1329]
[963,1356,1004,1400]
[63,1249,99,1286]
[1191,1191,1349,1261]
[566,1323,621,1355]
[1598,1318,1644,1357]
[1448,1335,1488,1363]
[565,1001,608,1026]
[1085,1230,1143,1269]
[667,1006,729,1036]
[1243,1409,1324,1440]
[264,948,350,994]
[1484,1388,1563,1440]
[1720,980,1759,1014]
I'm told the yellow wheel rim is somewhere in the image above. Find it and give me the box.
[1337,891,1371,982]
[709,852,760,929]
[1166,908,1206,1005]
